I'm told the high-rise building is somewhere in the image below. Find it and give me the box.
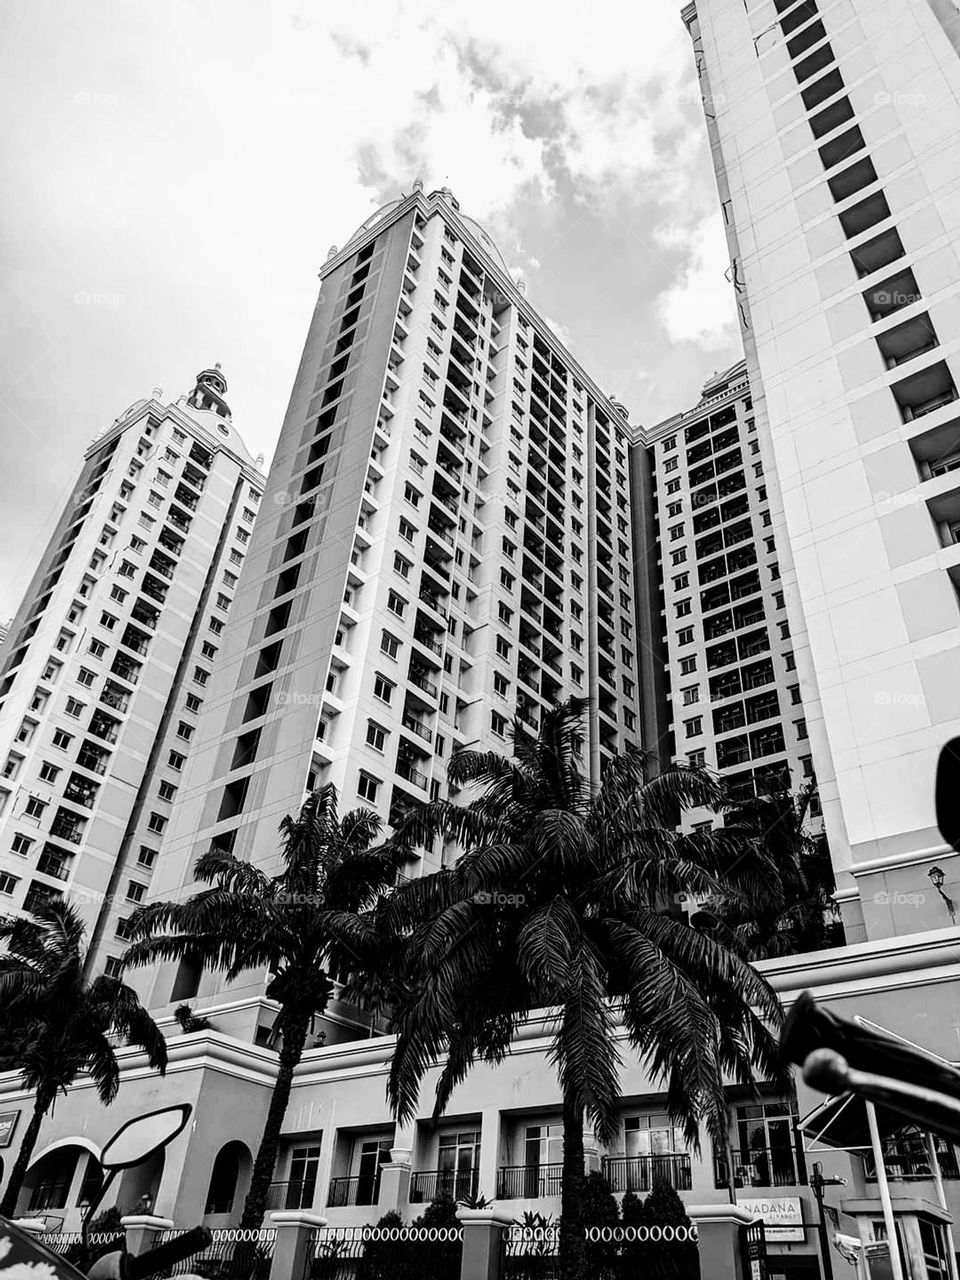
[145,185,643,1026]
[684,0,960,941]
[0,368,264,974]
[638,359,825,832]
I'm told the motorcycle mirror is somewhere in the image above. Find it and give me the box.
[935,737,960,854]
[99,1104,191,1172]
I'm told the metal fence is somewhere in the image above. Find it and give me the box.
[305,1224,463,1280]
[154,1227,277,1279]
[44,1232,125,1256]
[501,1225,701,1280]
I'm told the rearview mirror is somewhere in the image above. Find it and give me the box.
[936,737,960,854]
[99,1105,191,1171]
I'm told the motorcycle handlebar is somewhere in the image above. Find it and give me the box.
[120,1226,212,1280]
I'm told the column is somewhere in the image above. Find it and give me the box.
[268,1211,327,1280]
[377,1148,412,1215]
[121,1215,175,1259]
[457,1207,515,1280]
[583,1127,602,1177]
[476,1108,502,1203]
[687,1203,757,1280]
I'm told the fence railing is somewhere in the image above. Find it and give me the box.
[501,1225,700,1280]
[44,1232,124,1256]
[864,1144,960,1181]
[266,1179,316,1210]
[155,1227,277,1278]
[602,1153,693,1193]
[714,1145,806,1188]
[327,1174,382,1207]
[306,1224,463,1280]
[496,1164,563,1200]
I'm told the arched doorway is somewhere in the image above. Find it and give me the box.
[204,1141,252,1220]
[20,1144,97,1216]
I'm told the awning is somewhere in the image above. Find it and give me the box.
[798,1091,914,1152]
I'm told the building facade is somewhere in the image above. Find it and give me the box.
[684,0,960,942]
[639,360,825,829]
[142,185,643,1027]
[0,368,264,975]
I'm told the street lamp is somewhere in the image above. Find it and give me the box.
[810,1161,847,1280]
[928,866,957,924]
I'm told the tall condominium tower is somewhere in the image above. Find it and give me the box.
[638,360,825,834]
[684,0,960,941]
[146,185,642,1029]
[0,369,264,974]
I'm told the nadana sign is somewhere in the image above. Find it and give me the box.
[736,1196,805,1243]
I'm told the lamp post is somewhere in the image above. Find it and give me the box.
[810,1162,846,1280]
[928,866,956,925]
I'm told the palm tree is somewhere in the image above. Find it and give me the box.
[697,782,841,959]
[123,784,408,1230]
[333,699,785,1280]
[0,900,167,1218]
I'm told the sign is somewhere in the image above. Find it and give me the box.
[737,1196,805,1243]
[0,1111,19,1148]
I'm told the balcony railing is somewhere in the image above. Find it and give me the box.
[327,1173,383,1207]
[864,1144,960,1182]
[409,670,439,700]
[714,1145,806,1189]
[497,1164,564,1200]
[602,1154,692,1194]
[397,760,428,790]
[265,1179,316,1210]
[402,715,433,743]
[410,1169,478,1204]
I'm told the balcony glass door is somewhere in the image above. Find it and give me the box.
[287,1144,321,1209]
[734,1102,802,1186]
[437,1130,480,1200]
[524,1124,563,1197]
[354,1139,391,1206]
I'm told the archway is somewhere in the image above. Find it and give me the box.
[20,1144,90,1215]
[116,1147,165,1216]
[204,1141,252,1218]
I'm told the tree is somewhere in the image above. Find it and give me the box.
[334,699,784,1280]
[123,784,407,1230]
[0,900,167,1218]
[578,1171,619,1277]
[699,782,842,959]
[641,1181,699,1280]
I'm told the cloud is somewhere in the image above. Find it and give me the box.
[654,213,739,349]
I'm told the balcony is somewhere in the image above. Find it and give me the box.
[496,1164,563,1199]
[36,852,70,881]
[863,1142,960,1182]
[327,1173,383,1207]
[401,714,433,744]
[409,669,439,700]
[602,1154,692,1194]
[714,1145,806,1189]
[410,1169,478,1204]
[265,1180,316,1211]
[397,759,428,790]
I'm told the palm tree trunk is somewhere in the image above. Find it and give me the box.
[0,1087,54,1218]
[239,1007,312,1231]
[559,1095,588,1280]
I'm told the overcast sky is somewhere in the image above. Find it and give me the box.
[0,0,742,621]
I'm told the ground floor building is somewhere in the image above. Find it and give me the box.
[3,926,960,1280]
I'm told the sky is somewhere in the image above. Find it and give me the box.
[0,0,743,621]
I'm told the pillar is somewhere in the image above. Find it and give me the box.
[583,1128,602,1177]
[121,1215,175,1258]
[457,1207,515,1280]
[476,1108,502,1202]
[377,1147,412,1214]
[687,1203,757,1280]
[268,1211,327,1280]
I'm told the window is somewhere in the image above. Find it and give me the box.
[193,667,209,686]
[158,780,177,802]
[366,722,387,752]
[2,754,22,780]
[77,668,96,688]
[185,693,203,714]
[216,593,231,611]
[109,586,128,604]
[678,627,694,646]
[491,711,508,737]
[675,599,692,618]
[381,631,400,660]
[209,617,224,635]
[88,639,107,659]
[176,721,194,741]
[673,573,689,590]
[681,686,699,706]
[500,569,515,591]
[669,524,685,541]
[0,873,18,896]
[496,635,512,660]
[126,880,146,903]
[671,548,687,565]
[667,502,682,518]
[789,685,802,706]
[168,750,186,770]
[357,771,380,802]
[666,479,681,495]
[394,553,412,580]
[795,718,808,740]
[11,834,33,856]
[493,672,510,697]
[784,651,796,671]
[387,590,406,619]
[147,812,167,834]
[680,656,697,675]
[399,516,416,542]
[403,482,421,508]
[684,717,703,738]
[201,641,218,660]
[65,697,85,718]
[664,457,678,473]
[39,762,61,784]
[25,797,47,819]
[373,674,394,703]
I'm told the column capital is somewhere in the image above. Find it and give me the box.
[120,1216,175,1231]
[269,1211,328,1229]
